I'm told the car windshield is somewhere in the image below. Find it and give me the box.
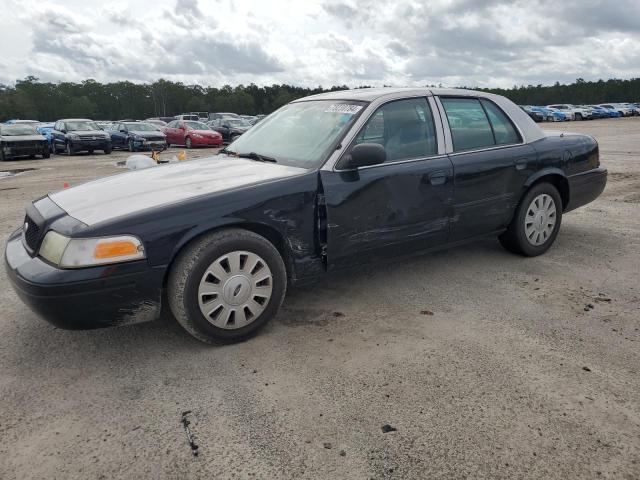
[66,121,100,131]
[0,124,37,135]
[126,122,158,131]
[225,100,366,168]
[185,121,210,130]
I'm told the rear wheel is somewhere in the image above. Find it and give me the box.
[104,145,112,154]
[42,150,50,159]
[499,183,562,256]
[185,137,193,149]
[66,142,74,156]
[168,228,287,344]
[575,113,582,121]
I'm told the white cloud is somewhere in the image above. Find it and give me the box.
[0,0,639,88]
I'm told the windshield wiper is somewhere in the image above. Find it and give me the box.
[237,152,277,163]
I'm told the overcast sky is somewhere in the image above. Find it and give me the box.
[2,0,640,89]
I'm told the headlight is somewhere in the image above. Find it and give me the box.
[39,232,145,268]
[68,133,80,140]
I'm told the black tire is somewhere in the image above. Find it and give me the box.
[42,151,50,159]
[66,142,74,156]
[88,149,94,155]
[185,137,192,149]
[499,182,563,257]
[0,150,5,161]
[168,228,287,344]
[104,145,112,154]
[28,154,36,159]
[575,113,582,121]
[128,139,135,152]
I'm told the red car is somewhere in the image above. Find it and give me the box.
[162,120,223,148]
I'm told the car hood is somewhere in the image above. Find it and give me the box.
[130,130,165,138]
[0,134,46,141]
[49,155,307,226]
[188,129,220,135]
[69,130,107,136]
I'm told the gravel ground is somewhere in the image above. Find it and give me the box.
[0,121,639,479]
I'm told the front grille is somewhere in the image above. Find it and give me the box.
[78,135,104,141]
[23,215,41,251]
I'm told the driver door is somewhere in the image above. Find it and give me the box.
[320,97,454,269]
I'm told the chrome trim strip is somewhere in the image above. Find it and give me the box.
[333,154,450,173]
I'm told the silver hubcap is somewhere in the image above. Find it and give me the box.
[525,193,556,246]
[197,251,273,329]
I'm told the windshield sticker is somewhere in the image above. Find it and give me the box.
[325,104,363,114]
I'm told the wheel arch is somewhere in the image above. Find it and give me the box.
[523,169,570,211]
[161,221,290,289]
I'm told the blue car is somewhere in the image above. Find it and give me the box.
[36,122,56,152]
[530,106,568,122]
[588,106,618,118]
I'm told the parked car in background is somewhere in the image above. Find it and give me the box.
[4,119,40,125]
[577,105,605,119]
[109,121,167,152]
[145,119,167,128]
[588,105,620,118]
[620,103,640,116]
[36,122,56,152]
[208,117,252,142]
[531,106,567,122]
[208,112,240,121]
[96,121,113,130]
[547,104,591,121]
[4,88,607,344]
[0,123,49,161]
[161,120,222,148]
[51,119,112,155]
[147,116,177,124]
[520,106,544,122]
[176,114,200,121]
[598,103,633,117]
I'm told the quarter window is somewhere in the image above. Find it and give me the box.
[480,99,520,145]
[441,98,494,152]
[353,98,437,162]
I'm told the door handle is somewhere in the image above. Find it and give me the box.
[428,171,448,185]
[514,158,528,170]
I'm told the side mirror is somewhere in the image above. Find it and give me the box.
[341,143,386,169]
[61,129,67,134]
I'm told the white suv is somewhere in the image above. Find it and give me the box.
[547,104,592,121]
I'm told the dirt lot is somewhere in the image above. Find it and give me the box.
[1,121,639,479]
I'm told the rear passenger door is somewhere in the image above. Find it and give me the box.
[437,96,538,241]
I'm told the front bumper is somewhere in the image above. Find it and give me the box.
[566,167,607,213]
[70,140,111,152]
[132,139,167,151]
[2,142,48,158]
[4,229,165,330]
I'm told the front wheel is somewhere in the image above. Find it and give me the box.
[575,113,582,121]
[185,137,193,149]
[168,229,287,344]
[66,142,74,156]
[499,183,562,256]
[104,145,112,154]
[42,150,50,159]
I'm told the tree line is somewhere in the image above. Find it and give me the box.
[1,76,639,122]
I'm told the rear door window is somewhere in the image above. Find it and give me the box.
[441,98,495,152]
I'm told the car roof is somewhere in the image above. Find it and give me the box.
[294,87,504,103]
[59,118,93,121]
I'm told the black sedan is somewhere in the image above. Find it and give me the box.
[109,122,167,151]
[208,118,251,142]
[0,123,50,161]
[5,88,607,344]
[51,119,112,155]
